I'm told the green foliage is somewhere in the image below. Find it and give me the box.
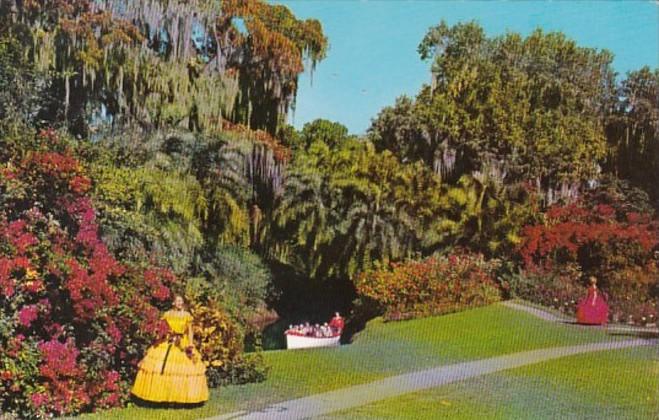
[186,297,269,388]
[605,67,659,205]
[208,352,269,387]
[0,35,47,125]
[1,0,327,136]
[270,135,451,281]
[371,21,614,198]
[271,119,539,284]
[429,175,539,257]
[584,175,655,216]
[90,163,205,272]
[197,245,273,314]
[86,128,263,267]
[83,131,285,329]
[298,119,352,150]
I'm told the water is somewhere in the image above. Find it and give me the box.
[261,318,289,350]
[275,0,659,134]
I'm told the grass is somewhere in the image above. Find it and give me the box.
[324,345,658,419]
[81,303,633,419]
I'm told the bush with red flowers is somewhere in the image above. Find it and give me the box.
[0,129,184,418]
[517,200,658,324]
[356,252,502,321]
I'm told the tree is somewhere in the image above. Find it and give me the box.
[298,119,352,150]
[270,135,448,281]
[434,174,539,257]
[605,67,659,206]
[0,35,48,125]
[0,0,327,136]
[370,21,615,203]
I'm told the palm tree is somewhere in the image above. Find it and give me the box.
[270,139,441,281]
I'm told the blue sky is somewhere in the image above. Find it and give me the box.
[275,0,659,134]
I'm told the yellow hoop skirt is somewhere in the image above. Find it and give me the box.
[131,339,209,403]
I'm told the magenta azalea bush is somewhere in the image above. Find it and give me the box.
[0,129,180,418]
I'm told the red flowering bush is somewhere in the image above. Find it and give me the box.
[519,203,657,269]
[356,252,502,321]
[517,201,658,323]
[0,129,181,418]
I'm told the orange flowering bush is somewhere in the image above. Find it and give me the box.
[356,252,502,321]
[190,301,242,374]
[188,295,268,387]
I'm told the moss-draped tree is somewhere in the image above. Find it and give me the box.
[605,67,659,206]
[0,0,327,137]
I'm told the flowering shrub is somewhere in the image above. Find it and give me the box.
[605,267,658,324]
[517,201,658,323]
[505,264,584,314]
[0,127,266,417]
[0,129,182,418]
[356,253,502,321]
[189,299,268,387]
[519,203,657,270]
[190,300,243,381]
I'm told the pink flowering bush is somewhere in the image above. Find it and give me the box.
[0,129,181,418]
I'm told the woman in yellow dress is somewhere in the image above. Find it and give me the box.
[131,295,209,404]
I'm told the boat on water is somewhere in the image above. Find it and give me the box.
[286,313,345,349]
[285,331,341,349]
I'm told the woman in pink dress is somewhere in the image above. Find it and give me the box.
[576,276,609,325]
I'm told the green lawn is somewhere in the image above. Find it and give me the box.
[324,346,658,419]
[82,303,634,419]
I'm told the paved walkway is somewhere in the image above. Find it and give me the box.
[501,301,659,334]
[500,301,572,322]
[208,338,655,420]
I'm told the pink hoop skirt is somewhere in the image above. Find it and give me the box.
[576,287,609,325]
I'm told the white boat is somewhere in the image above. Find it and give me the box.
[285,331,341,349]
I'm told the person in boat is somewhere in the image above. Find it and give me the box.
[329,312,345,334]
[131,295,209,404]
[289,324,303,335]
[576,276,609,325]
[314,324,322,337]
[321,322,332,337]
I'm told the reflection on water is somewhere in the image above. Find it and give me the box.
[261,318,289,350]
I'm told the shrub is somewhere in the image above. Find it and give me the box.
[0,129,181,418]
[200,245,272,314]
[517,200,658,323]
[186,276,269,388]
[206,352,269,388]
[190,298,258,387]
[505,264,583,314]
[519,203,657,273]
[356,252,502,321]
[0,128,260,417]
